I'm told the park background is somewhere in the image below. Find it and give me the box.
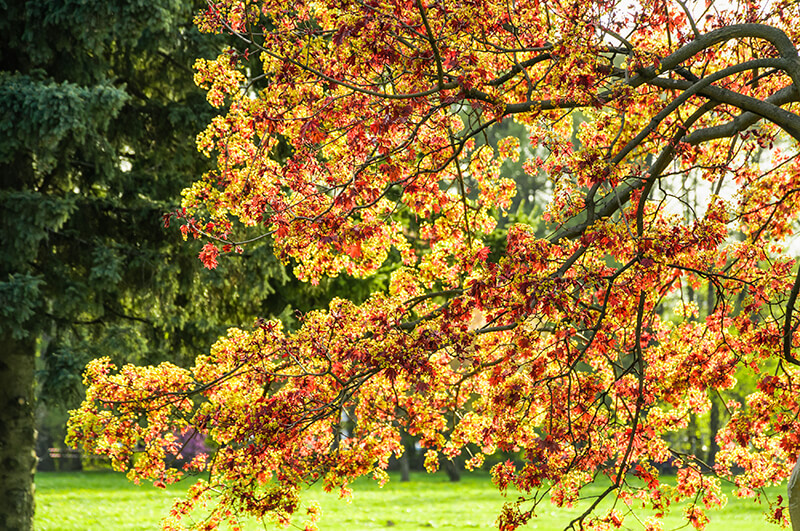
[0,0,792,529]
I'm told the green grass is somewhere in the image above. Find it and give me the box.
[35,470,786,530]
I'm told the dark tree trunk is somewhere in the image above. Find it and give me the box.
[0,336,37,531]
[705,285,720,467]
[707,395,720,466]
[688,413,698,457]
[444,458,461,482]
[789,458,800,530]
[399,450,410,482]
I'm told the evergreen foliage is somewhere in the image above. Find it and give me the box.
[0,2,292,528]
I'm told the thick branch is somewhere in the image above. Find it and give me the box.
[628,24,800,90]
[685,85,800,144]
[616,57,793,164]
[648,75,800,141]
[783,265,800,366]
[555,100,719,242]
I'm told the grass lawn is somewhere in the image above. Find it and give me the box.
[35,470,786,530]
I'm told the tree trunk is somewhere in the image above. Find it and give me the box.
[443,458,461,482]
[707,396,720,466]
[0,336,37,531]
[789,458,800,530]
[688,413,698,457]
[399,450,410,482]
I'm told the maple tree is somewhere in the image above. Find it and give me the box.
[68,0,800,529]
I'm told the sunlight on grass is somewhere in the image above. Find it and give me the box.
[35,470,786,530]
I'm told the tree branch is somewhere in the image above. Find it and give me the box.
[783,265,800,366]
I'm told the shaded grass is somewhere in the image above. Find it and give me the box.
[35,470,786,530]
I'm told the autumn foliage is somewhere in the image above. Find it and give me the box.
[68,0,800,529]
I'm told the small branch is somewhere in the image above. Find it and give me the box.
[674,0,701,38]
[416,0,445,88]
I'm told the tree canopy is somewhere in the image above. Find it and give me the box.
[69,0,800,529]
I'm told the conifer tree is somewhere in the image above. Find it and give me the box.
[0,2,291,528]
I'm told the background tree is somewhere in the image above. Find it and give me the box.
[69,0,800,530]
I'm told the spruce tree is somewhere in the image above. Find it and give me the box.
[0,2,289,528]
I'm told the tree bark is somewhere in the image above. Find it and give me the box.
[443,458,461,482]
[688,413,699,457]
[399,450,410,482]
[706,287,720,467]
[707,396,720,466]
[790,458,800,530]
[0,336,37,531]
